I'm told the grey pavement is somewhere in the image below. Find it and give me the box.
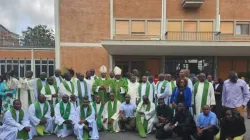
[34,116,250,140]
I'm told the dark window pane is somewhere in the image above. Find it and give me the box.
[20,64,25,78]
[1,65,5,75]
[26,60,31,64]
[49,60,54,64]
[49,65,54,76]
[42,65,47,73]
[7,65,12,71]
[13,65,19,77]
[13,60,18,63]
[20,60,24,63]
[35,60,40,64]
[35,65,40,78]
[7,60,11,63]
[0,60,5,63]
[42,60,48,64]
[26,65,31,71]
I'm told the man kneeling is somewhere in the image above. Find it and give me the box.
[74,97,99,140]
[29,94,54,137]
[0,99,32,139]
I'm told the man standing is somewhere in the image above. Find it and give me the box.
[0,100,32,139]
[148,76,156,102]
[102,93,121,132]
[124,72,132,85]
[54,94,75,138]
[180,69,193,91]
[54,69,63,88]
[93,65,110,104]
[155,74,170,105]
[35,72,47,100]
[132,69,140,82]
[136,95,155,138]
[91,95,105,131]
[119,94,137,131]
[85,70,95,99]
[127,75,139,104]
[18,70,36,112]
[207,75,213,84]
[29,95,53,136]
[58,71,78,106]
[75,73,92,106]
[109,66,128,102]
[74,97,99,140]
[109,71,115,80]
[222,71,250,117]
[137,75,154,103]
[68,69,78,84]
[193,73,215,115]
[165,74,176,104]
[90,69,98,81]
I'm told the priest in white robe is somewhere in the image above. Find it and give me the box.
[193,73,215,116]
[137,76,154,103]
[53,69,63,88]
[74,97,99,140]
[155,74,171,105]
[29,95,53,137]
[75,73,92,106]
[18,70,37,112]
[136,95,156,138]
[0,99,32,140]
[34,72,47,101]
[102,93,121,132]
[85,70,95,97]
[54,94,76,138]
[165,74,176,104]
[58,71,78,107]
[90,95,105,131]
[148,76,156,102]
[127,75,139,104]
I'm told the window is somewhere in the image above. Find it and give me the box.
[220,22,234,35]
[236,22,249,35]
[167,21,182,40]
[115,20,129,35]
[147,21,161,36]
[131,21,145,34]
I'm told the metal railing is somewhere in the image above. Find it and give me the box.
[182,0,204,3]
[165,31,220,41]
[0,38,55,48]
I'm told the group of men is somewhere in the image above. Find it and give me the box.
[0,65,249,140]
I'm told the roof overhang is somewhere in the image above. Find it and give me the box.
[101,40,250,56]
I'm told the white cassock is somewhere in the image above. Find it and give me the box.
[127,82,139,104]
[102,100,121,132]
[137,82,154,103]
[28,102,54,136]
[74,106,99,140]
[54,76,63,88]
[54,102,76,138]
[41,85,57,107]
[58,81,78,107]
[136,101,156,134]
[74,80,92,106]
[193,82,215,115]
[0,109,32,139]
[156,81,171,105]
[18,78,37,112]
[85,78,95,95]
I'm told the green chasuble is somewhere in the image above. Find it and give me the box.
[37,79,46,96]
[77,80,88,105]
[62,81,75,95]
[10,108,29,140]
[92,77,111,103]
[18,78,32,106]
[193,81,209,115]
[58,101,72,129]
[44,84,58,116]
[34,101,49,136]
[155,80,168,105]
[136,103,151,137]
[80,105,92,140]
[92,102,104,129]
[109,79,128,103]
[138,82,150,103]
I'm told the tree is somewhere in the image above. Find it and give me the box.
[21,25,55,47]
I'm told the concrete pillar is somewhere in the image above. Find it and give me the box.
[55,0,61,69]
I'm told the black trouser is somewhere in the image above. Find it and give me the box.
[165,125,196,140]
[154,123,172,139]
[193,126,219,140]
[247,100,250,108]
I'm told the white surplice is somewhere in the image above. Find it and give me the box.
[18,78,37,112]
[54,76,63,88]
[136,101,156,134]
[28,102,54,136]
[193,82,216,115]
[0,109,32,139]
[127,82,139,104]
[85,78,95,95]
[41,85,57,107]
[74,106,99,140]
[137,82,154,103]
[58,80,78,100]
[74,79,92,106]
[155,81,171,105]
[54,102,76,138]
[102,100,121,132]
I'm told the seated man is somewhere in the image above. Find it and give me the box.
[216,108,246,140]
[194,105,219,140]
[54,94,76,138]
[103,93,121,132]
[91,95,105,131]
[29,94,53,136]
[74,97,99,140]
[136,95,155,138]
[154,97,173,139]
[166,102,196,140]
[119,94,137,131]
[0,99,32,139]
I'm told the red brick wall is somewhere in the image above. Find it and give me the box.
[0,50,55,59]
[220,0,250,19]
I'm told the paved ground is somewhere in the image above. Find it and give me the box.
[34,113,250,140]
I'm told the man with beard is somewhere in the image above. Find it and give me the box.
[137,75,154,103]
[155,74,170,105]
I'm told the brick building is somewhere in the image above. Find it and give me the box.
[55,0,250,80]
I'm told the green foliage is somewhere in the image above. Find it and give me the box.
[20,25,55,47]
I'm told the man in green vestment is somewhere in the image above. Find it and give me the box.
[75,73,92,106]
[91,95,105,131]
[109,71,115,80]
[35,72,47,101]
[109,66,128,102]
[0,99,32,139]
[165,74,176,106]
[53,69,63,88]
[93,65,111,104]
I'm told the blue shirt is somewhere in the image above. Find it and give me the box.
[196,111,217,128]
[120,102,136,118]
